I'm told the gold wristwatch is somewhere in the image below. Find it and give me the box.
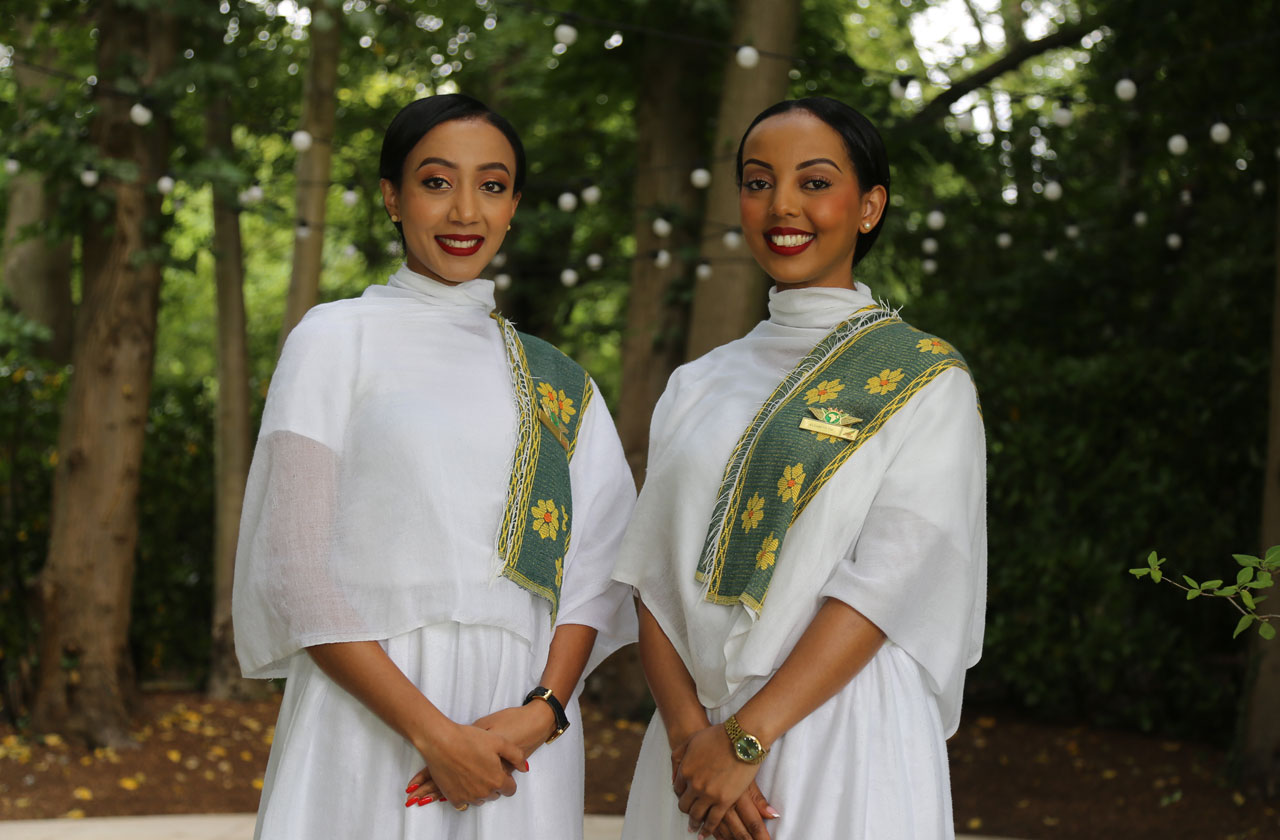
[723,714,768,764]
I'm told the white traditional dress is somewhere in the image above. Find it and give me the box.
[233,265,637,840]
[613,284,986,840]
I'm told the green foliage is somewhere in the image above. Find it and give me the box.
[0,321,67,722]
[1131,550,1279,641]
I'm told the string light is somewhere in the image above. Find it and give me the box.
[80,167,99,187]
[695,262,712,280]
[491,252,508,268]
[1043,181,1063,201]
[1166,233,1182,250]
[560,267,579,287]
[1210,122,1231,144]
[291,130,314,152]
[1043,247,1058,262]
[585,253,603,270]
[654,249,671,268]
[889,76,908,99]
[735,46,759,69]
[722,230,742,250]
[495,273,512,290]
[1254,180,1267,196]
[953,111,974,132]
[996,232,1012,249]
[1179,188,1192,206]
[921,237,938,254]
[553,23,578,45]
[1167,134,1188,155]
[342,187,359,207]
[925,209,945,230]
[1052,101,1073,127]
[581,184,602,205]
[295,219,311,239]
[157,174,176,195]
[4,158,19,175]
[1064,224,1080,240]
[1115,78,1137,101]
[129,102,154,126]
[652,217,672,237]
[690,168,711,189]
[1133,211,1148,226]
[557,191,578,212]
[922,258,937,275]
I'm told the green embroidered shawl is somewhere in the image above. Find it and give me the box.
[492,314,594,623]
[696,307,970,613]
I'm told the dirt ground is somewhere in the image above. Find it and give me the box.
[0,692,1277,839]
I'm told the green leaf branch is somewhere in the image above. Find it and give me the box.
[1130,549,1279,641]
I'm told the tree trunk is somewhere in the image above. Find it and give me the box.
[614,39,704,485]
[205,97,259,701]
[684,0,799,361]
[2,35,74,363]
[1241,167,1280,795]
[32,4,176,746]
[277,2,341,352]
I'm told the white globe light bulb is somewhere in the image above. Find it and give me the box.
[129,103,153,126]
[291,130,313,152]
[1166,233,1182,250]
[996,232,1012,249]
[1167,134,1188,155]
[1052,106,1073,128]
[922,259,937,275]
[690,168,711,189]
[586,253,603,270]
[722,230,742,250]
[490,252,507,269]
[342,188,358,207]
[554,23,578,46]
[560,268,579,287]
[652,217,672,237]
[1210,122,1231,144]
[735,46,760,69]
[80,168,99,187]
[1064,224,1080,240]
[1133,211,1148,227]
[157,175,175,195]
[654,249,671,269]
[580,184,602,205]
[954,112,974,132]
[1043,247,1058,262]
[695,263,713,280]
[495,273,512,290]
[557,191,578,212]
[1043,181,1063,201]
[921,237,938,255]
[1115,78,1137,101]
[5,157,21,175]
[926,210,945,230]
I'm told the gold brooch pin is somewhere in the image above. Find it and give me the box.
[538,406,571,451]
[798,406,862,442]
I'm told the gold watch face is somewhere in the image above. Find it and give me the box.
[733,734,764,763]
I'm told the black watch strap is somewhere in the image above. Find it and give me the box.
[523,686,570,743]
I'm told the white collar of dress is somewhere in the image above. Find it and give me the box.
[767,282,878,330]
[378,263,497,310]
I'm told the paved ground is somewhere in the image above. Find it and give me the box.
[0,813,1020,839]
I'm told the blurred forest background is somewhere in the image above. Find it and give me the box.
[2,0,1279,798]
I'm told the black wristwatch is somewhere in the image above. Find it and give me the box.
[523,685,570,743]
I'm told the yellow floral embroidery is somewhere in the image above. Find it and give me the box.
[916,337,953,355]
[777,463,806,503]
[804,379,844,405]
[865,368,904,395]
[530,499,561,540]
[536,382,577,425]
[755,533,779,571]
[741,493,765,532]
[554,556,564,587]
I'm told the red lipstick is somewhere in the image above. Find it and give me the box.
[765,226,815,256]
[435,234,484,257]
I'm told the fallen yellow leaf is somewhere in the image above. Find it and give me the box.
[966,818,983,830]
[166,750,182,763]
[118,777,139,791]
[64,809,86,819]
[72,787,93,801]
[252,778,264,790]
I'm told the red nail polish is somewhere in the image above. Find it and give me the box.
[438,796,448,802]
[406,782,420,794]
[523,760,530,771]
[420,796,435,805]
[405,798,417,808]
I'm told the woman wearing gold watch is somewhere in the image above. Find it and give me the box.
[612,97,987,840]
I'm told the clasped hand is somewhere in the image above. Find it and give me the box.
[672,724,776,840]
[404,703,554,808]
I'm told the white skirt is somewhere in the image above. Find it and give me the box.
[254,621,585,840]
[621,642,953,840]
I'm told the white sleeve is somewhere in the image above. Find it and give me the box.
[819,367,987,736]
[555,382,640,679]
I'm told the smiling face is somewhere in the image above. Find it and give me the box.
[380,118,520,285]
[738,110,887,290]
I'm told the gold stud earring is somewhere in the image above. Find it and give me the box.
[862,222,872,230]
[507,224,511,231]
[391,214,400,223]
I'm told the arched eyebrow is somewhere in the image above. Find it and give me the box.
[415,157,511,175]
[796,157,842,172]
[742,158,773,170]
